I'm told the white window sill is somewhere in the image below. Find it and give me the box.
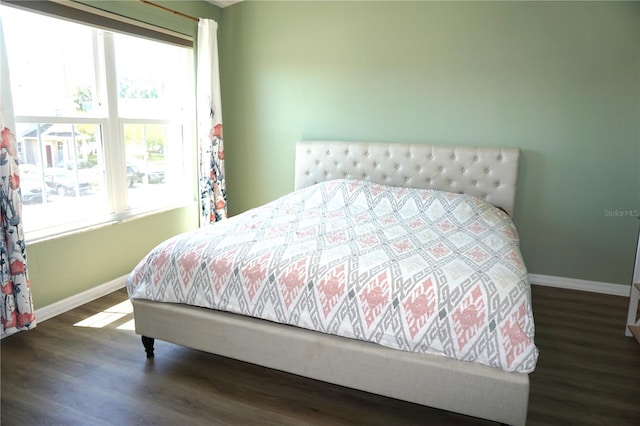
[25,200,197,244]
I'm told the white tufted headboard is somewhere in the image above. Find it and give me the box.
[294,141,520,216]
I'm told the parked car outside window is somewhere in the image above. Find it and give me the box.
[20,173,50,204]
[44,168,93,197]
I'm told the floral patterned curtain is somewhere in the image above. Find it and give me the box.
[197,19,226,225]
[0,16,36,337]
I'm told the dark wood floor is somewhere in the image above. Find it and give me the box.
[2,285,639,425]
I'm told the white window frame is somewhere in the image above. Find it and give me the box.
[5,9,197,243]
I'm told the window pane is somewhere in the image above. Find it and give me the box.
[114,34,193,119]
[17,123,109,234]
[2,7,100,117]
[124,123,190,211]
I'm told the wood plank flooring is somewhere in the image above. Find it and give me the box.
[2,285,639,425]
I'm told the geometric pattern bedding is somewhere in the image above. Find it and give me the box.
[127,179,539,373]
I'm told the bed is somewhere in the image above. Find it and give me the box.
[127,141,538,425]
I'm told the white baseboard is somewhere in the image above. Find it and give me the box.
[33,273,630,325]
[36,275,128,323]
[529,273,631,297]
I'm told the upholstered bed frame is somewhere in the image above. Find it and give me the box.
[132,141,528,425]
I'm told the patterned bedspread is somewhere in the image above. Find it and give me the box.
[127,179,539,373]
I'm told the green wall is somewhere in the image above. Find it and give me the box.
[220,1,640,285]
[28,0,221,309]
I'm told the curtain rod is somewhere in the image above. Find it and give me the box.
[138,0,199,22]
[5,0,193,46]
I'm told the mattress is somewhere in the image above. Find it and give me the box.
[127,179,539,373]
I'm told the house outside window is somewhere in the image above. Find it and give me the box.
[1,5,196,242]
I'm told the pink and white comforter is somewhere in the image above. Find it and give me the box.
[127,179,538,373]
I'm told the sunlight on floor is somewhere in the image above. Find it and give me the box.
[117,319,136,331]
[74,299,135,330]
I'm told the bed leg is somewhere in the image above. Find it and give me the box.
[141,336,155,359]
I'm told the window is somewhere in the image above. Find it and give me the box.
[1,5,196,241]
